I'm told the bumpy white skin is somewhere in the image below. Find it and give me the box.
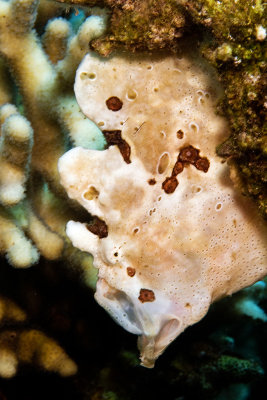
[59,52,267,368]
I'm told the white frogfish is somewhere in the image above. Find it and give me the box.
[58,51,267,368]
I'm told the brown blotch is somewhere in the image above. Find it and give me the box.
[176,129,184,139]
[179,145,200,164]
[86,217,108,239]
[172,161,184,176]
[148,178,156,185]
[127,267,136,277]
[138,288,155,303]
[162,176,178,194]
[106,96,123,111]
[195,157,210,172]
[103,130,131,164]
[118,141,131,164]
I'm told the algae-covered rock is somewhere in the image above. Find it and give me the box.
[91,0,186,54]
[179,0,267,217]
[57,0,186,54]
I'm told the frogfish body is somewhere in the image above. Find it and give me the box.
[58,51,267,367]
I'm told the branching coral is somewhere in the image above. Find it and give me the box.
[0,104,34,208]
[0,0,107,281]
[0,329,77,378]
[0,296,27,324]
[0,296,77,378]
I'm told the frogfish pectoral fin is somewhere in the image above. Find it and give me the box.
[95,278,185,368]
[138,317,183,368]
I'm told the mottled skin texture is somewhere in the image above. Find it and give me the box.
[59,51,267,367]
[56,0,267,218]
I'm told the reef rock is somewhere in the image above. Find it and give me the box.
[58,50,267,367]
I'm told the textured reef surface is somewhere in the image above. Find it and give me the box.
[0,0,266,399]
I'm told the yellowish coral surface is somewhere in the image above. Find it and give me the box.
[0,296,77,378]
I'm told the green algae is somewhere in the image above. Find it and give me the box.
[90,0,186,55]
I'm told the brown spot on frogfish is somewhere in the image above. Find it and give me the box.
[162,176,178,194]
[178,145,200,164]
[138,288,156,303]
[127,267,136,277]
[103,130,131,164]
[86,217,108,239]
[106,96,123,111]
